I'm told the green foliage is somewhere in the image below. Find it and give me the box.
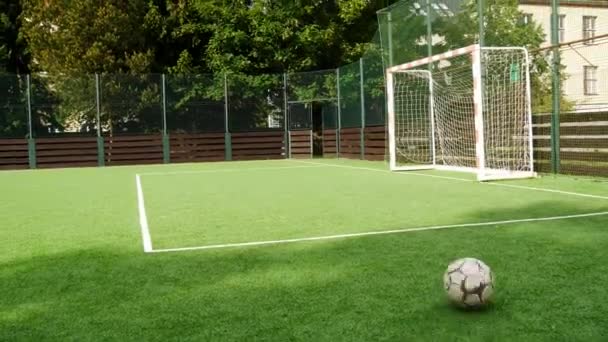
[30,74,97,136]
[16,0,395,133]
[0,74,27,137]
[22,0,155,74]
[0,1,29,137]
[0,0,28,73]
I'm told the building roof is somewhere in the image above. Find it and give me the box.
[520,0,608,8]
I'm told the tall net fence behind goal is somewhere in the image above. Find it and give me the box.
[387,45,535,181]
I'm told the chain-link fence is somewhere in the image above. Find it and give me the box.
[0,74,28,138]
[1,0,608,177]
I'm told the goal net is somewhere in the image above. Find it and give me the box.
[387,44,535,181]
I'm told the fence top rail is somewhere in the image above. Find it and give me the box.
[287,98,337,104]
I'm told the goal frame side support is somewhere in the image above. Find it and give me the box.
[472,45,486,178]
[477,46,536,181]
[387,69,436,171]
[387,45,478,173]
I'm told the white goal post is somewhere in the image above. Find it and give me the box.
[387,44,536,181]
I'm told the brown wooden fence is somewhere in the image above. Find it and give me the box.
[0,139,29,170]
[105,135,164,166]
[323,129,337,158]
[339,128,362,159]
[533,113,608,177]
[170,133,225,163]
[37,136,98,169]
[2,115,607,178]
[363,125,386,161]
[290,130,312,159]
[231,131,285,161]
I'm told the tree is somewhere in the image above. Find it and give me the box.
[0,0,28,74]
[0,1,29,137]
[20,0,168,134]
[21,0,158,74]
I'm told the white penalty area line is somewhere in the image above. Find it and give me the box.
[292,160,608,201]
[149,211,608,253]
[136,174,153,253]
[138,164,325,176]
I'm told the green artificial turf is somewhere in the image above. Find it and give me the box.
[2,159,608,341]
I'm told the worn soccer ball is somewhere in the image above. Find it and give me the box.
[443,258,494,308]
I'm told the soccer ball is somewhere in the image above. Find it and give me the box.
[443,258,494,308]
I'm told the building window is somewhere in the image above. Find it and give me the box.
[559,15,566,43]
[583,16,596,44]
[584,66,598,95]
[521,13,533,25]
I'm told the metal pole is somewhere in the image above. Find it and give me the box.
[477,0,485,174]
[551,0,561,173]
[26,74,35,169]
[427,1,435,165]
[161,74,170,164]
[336,68,341,157]
[283,73,290,158]
[26,75,33,139]
[162,74,167,136]
[477,0,485,48]
[387,12,394,67]
[427,0,433,62]
[224,73,232,161]
[359,58,366,160]
[95,74,105,166]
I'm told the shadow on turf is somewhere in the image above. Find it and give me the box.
[0,241,509,341]
[2,201,606,340]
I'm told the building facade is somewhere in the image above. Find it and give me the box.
[519,0,608,112]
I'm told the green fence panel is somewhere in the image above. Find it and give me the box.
[338,62,362,128]
[30,74,97,137]
[227,73,284,132]
[0,74,28,138]
[99,73,163,135]
[165,74,225,133]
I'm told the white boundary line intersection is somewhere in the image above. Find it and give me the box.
[135,160,608,254]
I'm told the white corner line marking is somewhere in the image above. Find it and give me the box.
[136,174,153,253]
[149,211,608,253]
[292,160,608,201]
[139,165,325,176]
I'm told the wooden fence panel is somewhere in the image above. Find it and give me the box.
[0,139,29,170]
[364,125,386,161]
[170,133,225,163]
[339,128,361,159]
[232,131,284,161]
[533,113,608,177]
[104,134,163,166]
[322,129,337,158]
[290,130,312,159]
[36,136,98,169]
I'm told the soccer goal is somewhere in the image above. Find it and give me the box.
[386,44,535,181]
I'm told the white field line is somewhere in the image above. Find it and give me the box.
[484,182,608,200]
[139,164,325,176]
[135,174,153,253]
[292,160,608,201]
[150,211,608,253]
[293,160,475,182]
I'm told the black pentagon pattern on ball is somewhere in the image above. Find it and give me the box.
[459,275,491,307]
[444,258,493,308]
